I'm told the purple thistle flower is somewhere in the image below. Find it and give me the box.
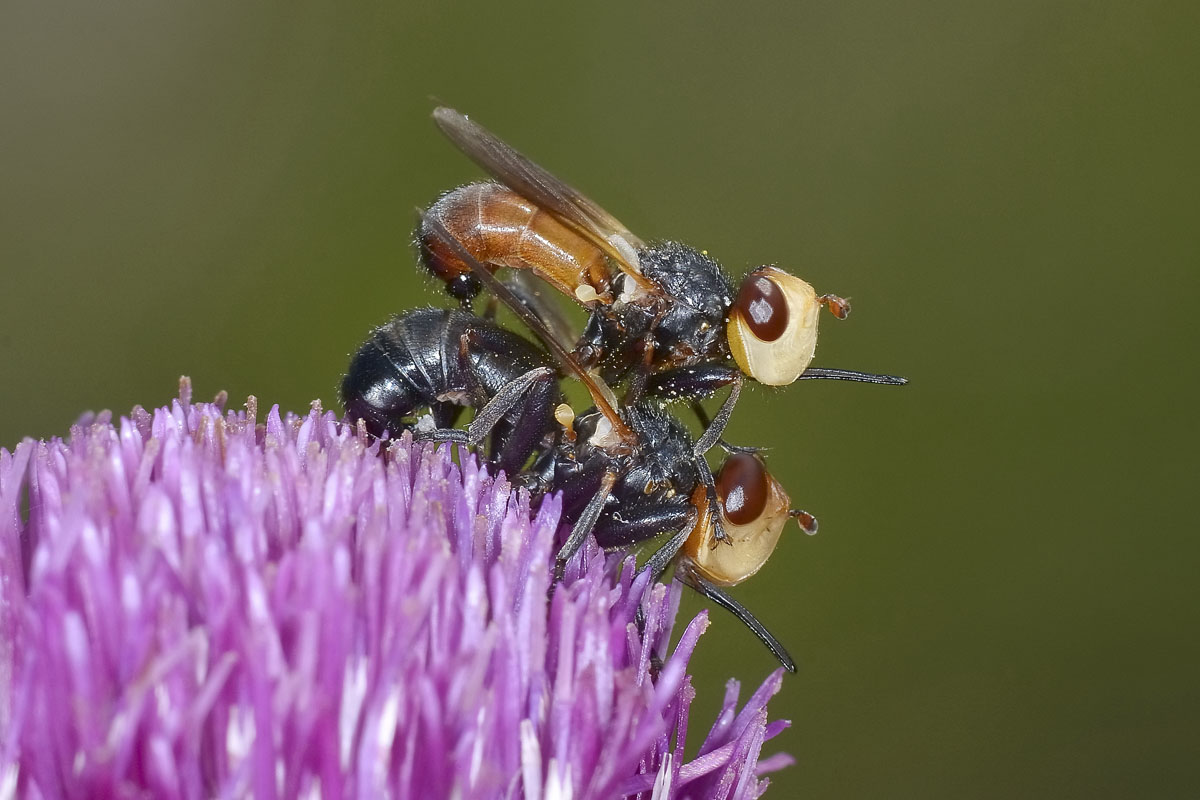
[0,380,792,798]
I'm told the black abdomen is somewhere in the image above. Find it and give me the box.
[341,308,558,472]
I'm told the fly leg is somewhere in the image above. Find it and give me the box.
[692,374,743,544]
[690,373,741,455]
[647,364,756,451]
[453,332,559,475]
[645,365,750,543]
[590,503,697,679]
[416,367,555,462]
[554,468,620,583]
[592,501,696,557]
[692,459,728,544]
[690,402,765,454]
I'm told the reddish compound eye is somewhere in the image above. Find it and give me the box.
[734,274,789,342]
[680,452,797,588]
[716,453,769,526]
[726,266,822,386]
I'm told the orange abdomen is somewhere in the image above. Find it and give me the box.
[419,182,612,305]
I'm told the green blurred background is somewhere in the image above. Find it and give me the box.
[2,2,1196,796]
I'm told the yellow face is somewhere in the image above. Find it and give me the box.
[727,267,823,386]
[679,454,800,587]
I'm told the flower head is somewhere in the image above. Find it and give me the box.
[0,380,790,798]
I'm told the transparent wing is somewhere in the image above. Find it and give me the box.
[500,270,579,356]
[419,207,633,443]
[433,107,652,288]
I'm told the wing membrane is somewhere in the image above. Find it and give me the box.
[419,208,633,443]
[433,107,653,289]
[500,270,579,355]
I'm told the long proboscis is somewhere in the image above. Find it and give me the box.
[679,570,797,673]
[418,209,634,442]
[799,367,908,385]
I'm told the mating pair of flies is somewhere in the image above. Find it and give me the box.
[341,108,907,671]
